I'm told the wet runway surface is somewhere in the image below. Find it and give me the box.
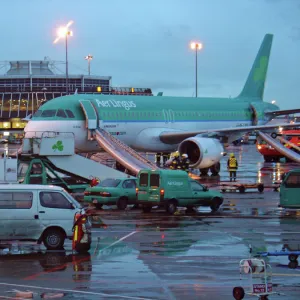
[1,145,300,299]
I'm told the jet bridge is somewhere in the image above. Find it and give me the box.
[257,131,300,163]
[79,99,159,175]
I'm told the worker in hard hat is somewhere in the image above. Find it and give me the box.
[227,153,238,182]
[169,151,180,170]
[180,154,190,172]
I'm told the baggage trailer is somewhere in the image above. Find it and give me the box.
[218,182,280,193]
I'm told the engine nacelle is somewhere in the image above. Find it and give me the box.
[178,137,224,169]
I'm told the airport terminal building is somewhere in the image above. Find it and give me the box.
[0,59,152,141]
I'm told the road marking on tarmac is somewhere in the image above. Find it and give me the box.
[0,283,152,300]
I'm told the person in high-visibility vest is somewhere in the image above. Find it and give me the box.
[227,153,238,182]
[72,212,91,253]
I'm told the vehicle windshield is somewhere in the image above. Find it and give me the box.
[98,179,121,187]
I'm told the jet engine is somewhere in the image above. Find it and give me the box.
[178,137,224,169]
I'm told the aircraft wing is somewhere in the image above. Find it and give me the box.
[159,122,300,144]
[265,109,300,117]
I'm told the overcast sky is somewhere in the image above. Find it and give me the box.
[1,0,299,109]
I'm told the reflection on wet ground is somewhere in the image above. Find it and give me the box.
[0,145,300,299]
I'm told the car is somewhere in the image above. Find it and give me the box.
[136,169,224,214]
[0,138,8,144]
[279,169,300,208]
[84,178,137,210]
[0,184,83,250]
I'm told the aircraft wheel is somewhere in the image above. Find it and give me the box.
[200,168,209,176]
[210,162,220,176]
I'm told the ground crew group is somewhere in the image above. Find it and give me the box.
[155,151,190,172]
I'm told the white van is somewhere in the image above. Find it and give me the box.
[0,184,82,250]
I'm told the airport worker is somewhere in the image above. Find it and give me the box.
[180,154,190,172]
[155,153,162,167]
[169,151,180,170]
[227,153,238,182]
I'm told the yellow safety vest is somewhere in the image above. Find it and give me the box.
[229,157,237,168]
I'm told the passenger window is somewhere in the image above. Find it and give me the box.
[285,173,300,188]
[41,110,57,117]
[65,110,75,118]
[139,173,148,187]
[56,109,67,118]
[191,182,203,191]
[40,192,73,209]
[0,192,33,209]
[150,174,159,188]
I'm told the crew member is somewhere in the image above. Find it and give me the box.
[227,153,238,182]
[180,154,190,172]
[155,153,162,167]
[169,151,180,170]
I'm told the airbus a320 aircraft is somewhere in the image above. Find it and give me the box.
[24,34,300,175]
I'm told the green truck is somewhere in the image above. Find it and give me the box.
[136,169,223,214]
[279,169,300,208]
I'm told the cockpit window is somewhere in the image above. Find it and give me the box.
[34,110,42,117]
[65,110,75,118]
[41,110,57,117]
[56,109,67,118]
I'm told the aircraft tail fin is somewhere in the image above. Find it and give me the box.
[238,34,273,100]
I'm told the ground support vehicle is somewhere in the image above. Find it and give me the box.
[18,156,90,200]
[279,169,300,208]
[136,169,223,214]
[258,249,300,264]
[233,258,278,300]
[84,178,137,210]
[0,184,83,251]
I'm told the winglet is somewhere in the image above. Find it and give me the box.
[157,92,163,96]
[238,34,273,100]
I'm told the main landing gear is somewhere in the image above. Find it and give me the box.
[200,162,221,176]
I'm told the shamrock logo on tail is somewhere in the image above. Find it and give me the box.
[52,140,64,152]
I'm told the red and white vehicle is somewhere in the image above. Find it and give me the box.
[256,129,300,162]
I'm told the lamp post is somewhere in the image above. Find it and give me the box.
[54,21,74,94]
[85,54,93,75]
[190,42,203,98]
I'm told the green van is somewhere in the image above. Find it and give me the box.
[279,169,300,208]
[136,169,223,214]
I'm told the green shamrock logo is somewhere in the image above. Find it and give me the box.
[52,140,64,152]
[253,56,268,82]
[204,149,208,154]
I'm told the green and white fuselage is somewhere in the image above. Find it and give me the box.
[25,94,278,153]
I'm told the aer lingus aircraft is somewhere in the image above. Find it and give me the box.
[24,33,300,174]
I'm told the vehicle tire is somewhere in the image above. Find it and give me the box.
[260,296,268,300]
[210,162,220,176]
[200,168,209,176]
[257,184,264,193]
[288,261,299,269]
[117,197,128,210]
[43,228,65,250]
[142,205,152,213]
[166,200,177,215]
[210,197,221,212]
[238,186,245,193]
[264,156,271,163]
[271,132,277,139]
[232,286,245,300]
[95,203,103,209]
[288,254,298,262]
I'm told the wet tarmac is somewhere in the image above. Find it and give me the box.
[1,145,300,299]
